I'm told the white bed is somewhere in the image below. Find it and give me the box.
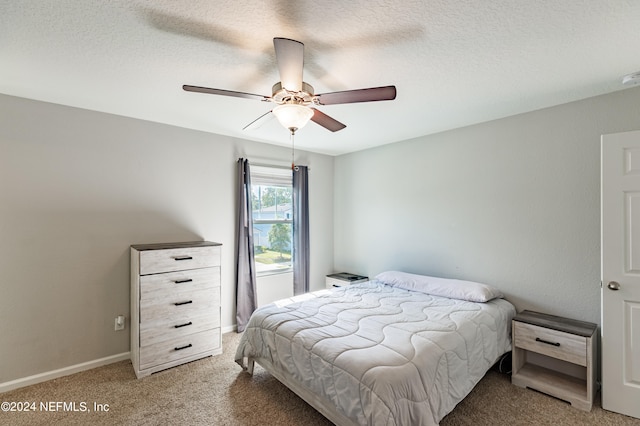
[235,271,516,425]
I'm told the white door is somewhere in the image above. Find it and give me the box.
[601,130,640,419]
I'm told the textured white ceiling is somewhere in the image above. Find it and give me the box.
[1,1,639,155]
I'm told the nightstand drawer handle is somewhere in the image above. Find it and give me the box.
[535,337,560,347]
[174,343,192,351]
[174,279,193,284]
[174,300,193,306]
[174,321,193,328]
[174,256,193,261]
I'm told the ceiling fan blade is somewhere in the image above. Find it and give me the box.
[183,85,270,102]
[273,37,304,92]
[315,85,396,105]
[310,108,346,132]
[243,110,274,131]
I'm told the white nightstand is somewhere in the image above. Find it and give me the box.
[325,273,368,289]
[511,310,597,411]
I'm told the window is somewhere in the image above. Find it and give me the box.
[251,165,293,275]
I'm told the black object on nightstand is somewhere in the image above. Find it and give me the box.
[325,272,368,288]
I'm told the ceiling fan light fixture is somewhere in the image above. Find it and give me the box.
[272,103,314,132]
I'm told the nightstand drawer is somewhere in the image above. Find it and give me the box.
[514,321,587,366]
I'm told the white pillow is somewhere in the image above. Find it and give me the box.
[375,270,503,303]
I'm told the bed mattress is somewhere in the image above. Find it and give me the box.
[235,280,516,425]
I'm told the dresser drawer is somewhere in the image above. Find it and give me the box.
[139,328,221,370]
[139,245,221,275]
[140,268,219,300]
[140,287,220,323]
[140,313,220,347]
[513,321,587,366]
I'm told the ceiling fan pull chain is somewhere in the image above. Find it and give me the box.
[291,130,295,170]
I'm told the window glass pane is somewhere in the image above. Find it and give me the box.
[251,180,293,274]
[252,185,292,220]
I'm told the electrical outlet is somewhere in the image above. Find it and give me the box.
[114,315,125,331]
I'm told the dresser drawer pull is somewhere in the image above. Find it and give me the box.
[174,321,193,328]
[174,279,193,284]
[174,343,192,351]
[174,256,193,261]
[174,300,193,306]
[535,337,560,347]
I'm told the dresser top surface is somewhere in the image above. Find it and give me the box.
[513,310,597,337]
[131,241,222,251]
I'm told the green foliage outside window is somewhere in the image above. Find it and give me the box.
[268,223,291,259]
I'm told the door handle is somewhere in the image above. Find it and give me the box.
[607,281,620,291]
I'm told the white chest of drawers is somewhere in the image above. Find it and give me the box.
[130,241,222,378]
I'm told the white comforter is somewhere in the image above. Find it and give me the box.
[235,281,516,425]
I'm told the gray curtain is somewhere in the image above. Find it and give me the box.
[235,158,257,332]
[292,165,310,295]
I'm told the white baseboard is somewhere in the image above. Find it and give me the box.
[222,324,237,334]
[0,352,131,394]
[1,326,238,393]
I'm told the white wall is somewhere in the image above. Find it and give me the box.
[0,94,334,384]
[256,272,294,307]
[334,86,640,325]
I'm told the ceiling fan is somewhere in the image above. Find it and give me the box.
[183,37,396,134]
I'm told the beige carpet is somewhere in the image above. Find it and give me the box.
[2,332,638,426]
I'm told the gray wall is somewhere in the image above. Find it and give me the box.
[0,94,334,383]
[3,85,639,385]
[334,86,640,325]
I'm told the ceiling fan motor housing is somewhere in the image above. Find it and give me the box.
[272,81,315,105]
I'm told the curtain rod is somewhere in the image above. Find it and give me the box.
[248,161,310,171]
